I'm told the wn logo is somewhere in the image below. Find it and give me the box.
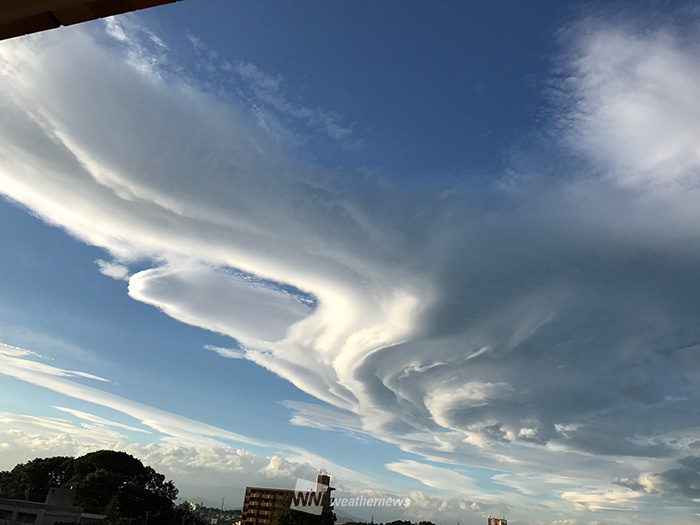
[290,478,329,515]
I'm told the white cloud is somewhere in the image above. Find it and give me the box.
[282,400,363,434]
[557,17,700,191]
[424,381,511,429]
[182,27,352,145]
[204,345,247,360]
[560,487,641,512]
[490,472,582,498]
[0,413,317,504]
[0,343,267,448]
[231,59,353,142]
[0,327,105,365]
[1,11,700,522]
[52,406,151,434]
[0,412,129,465]
[95,259,130,280]
[396,489,498,524]
[0,342,394,505]
[0,408,402,513]
[385,460,480,495]
[0,343,110,383]
[128,262,313,345]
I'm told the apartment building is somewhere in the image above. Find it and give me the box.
[241,473,333,525]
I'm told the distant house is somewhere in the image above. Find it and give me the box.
[0,488,104,525]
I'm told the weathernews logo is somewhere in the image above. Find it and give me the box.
[290,478,410,515]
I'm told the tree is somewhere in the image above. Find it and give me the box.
[0,456,72,501]
[0,450,193,525]
[66,451,178,517]
[274,508,337,525]
[173,502,206,525]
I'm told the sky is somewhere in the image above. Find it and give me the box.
[1,1,700,523]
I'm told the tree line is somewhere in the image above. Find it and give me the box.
[0,450,205,525]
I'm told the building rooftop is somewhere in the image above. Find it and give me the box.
[0,0,181,41]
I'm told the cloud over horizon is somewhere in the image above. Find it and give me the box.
[1,9,700,523]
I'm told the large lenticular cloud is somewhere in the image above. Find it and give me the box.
[1,13,700,513]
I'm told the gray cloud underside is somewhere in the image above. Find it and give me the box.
[1,12,700,516]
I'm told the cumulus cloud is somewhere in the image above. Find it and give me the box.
[0,412,130,465]
[1,9,700,521]
[95,259,130,280]
[0,412,357,508]
[120,442,322,492]
[0,406,413,516]
[395,490,493,524]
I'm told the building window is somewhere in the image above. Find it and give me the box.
[16,513,37,524]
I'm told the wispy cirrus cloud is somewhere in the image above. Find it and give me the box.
[0,344,110,383]
[52,406,151,434]
[385,460,481,495]
[186,31,353,146]
[0,343,264,448]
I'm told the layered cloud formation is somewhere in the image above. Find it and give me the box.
[1,9,700,523]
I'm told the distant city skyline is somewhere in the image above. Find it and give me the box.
[1,1,700,524]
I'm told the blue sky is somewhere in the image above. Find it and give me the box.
[1,1,700,523]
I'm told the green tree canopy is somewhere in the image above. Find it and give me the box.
[0,450,203,525]
[0,455,72,502]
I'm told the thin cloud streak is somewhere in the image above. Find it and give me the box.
[0,343,269,449]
